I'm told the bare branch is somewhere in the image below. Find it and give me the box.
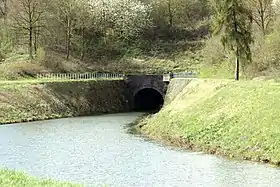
[249,0,275,35]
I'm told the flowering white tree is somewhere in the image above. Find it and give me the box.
[89,0,152,40]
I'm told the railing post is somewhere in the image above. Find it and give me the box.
[35,71,161,81]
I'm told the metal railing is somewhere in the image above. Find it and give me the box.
[173,71,199,78]
[36,73,125,80]
[36,71,199,81]
[163,71,199,82]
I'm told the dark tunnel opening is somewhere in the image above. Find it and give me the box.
[134,88,164,112]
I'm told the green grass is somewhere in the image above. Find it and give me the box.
[0,80,129,124]
[140,78,280,165]
[0,169,81,187]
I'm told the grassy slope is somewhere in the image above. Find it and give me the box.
[140,78,280,165]
[0,80,128,124]
[0,169,80,187]
[0,39,204,81]
[101,40,204,74]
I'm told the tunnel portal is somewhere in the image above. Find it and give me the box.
[134,88,164,112]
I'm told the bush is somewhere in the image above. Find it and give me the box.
[200,35,237,79]
[0,26,13,60]
[36,47,46,63]
[0,61,45,80]
[42,51,87,73]
[199,61,235,79]
[202,35,230,65]
[250,17,280,76]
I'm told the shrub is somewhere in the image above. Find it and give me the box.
[36,47,46,63]
[0,61,45,80]
[0,26,13,60]
[251,16,280,76]
[201,35,236,78]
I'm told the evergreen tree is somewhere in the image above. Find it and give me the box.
[212,0,253,80]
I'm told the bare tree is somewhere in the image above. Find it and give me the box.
[249,0,275,35]
[11,0,45,59]
[50,0,81,60]
[76,3,91,60]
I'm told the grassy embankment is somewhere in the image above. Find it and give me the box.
[0,169,81,187]
[139,78,280,165]
[0,79,129,124]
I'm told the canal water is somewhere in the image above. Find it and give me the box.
[0,113,280,187]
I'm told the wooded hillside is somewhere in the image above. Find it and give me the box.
[0,0,280,79]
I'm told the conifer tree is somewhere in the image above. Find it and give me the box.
[212,0,253,80]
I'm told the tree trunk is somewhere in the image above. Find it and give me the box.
[235,47,240,81]
[29,26,33,59]
[66,16,71,60]
[168,0,173,27]
[259,1,266,36]
[101,0,106,32]
[65,22,68,58]
[29,4,33,60]
[34,25,38,55]
[80,27,85,60]
[233,4,239,81]
[3,0,7,23]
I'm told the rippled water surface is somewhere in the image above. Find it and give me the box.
[0,113,280,187]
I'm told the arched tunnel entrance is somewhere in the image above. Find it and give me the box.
[134,88,164,112]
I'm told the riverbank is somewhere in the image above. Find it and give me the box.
[138,78,280,166]
[0,80,129,124]
[0,169,81,187]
